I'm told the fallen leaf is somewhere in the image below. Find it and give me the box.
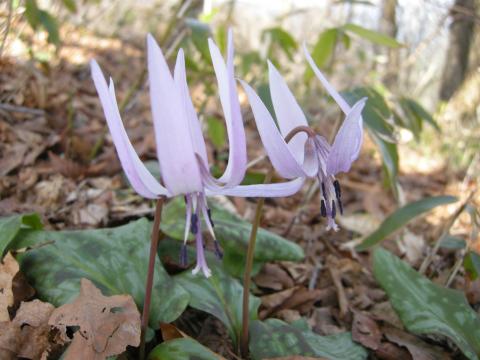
[383,326,450,360]
[49,278,141,360]
[0,253,18,321]
[254,263,294,291]
[351,312,382,350]
[0,299,59,359]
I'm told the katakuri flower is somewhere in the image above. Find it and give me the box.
[237,45,367,231]
[90,31,303,277]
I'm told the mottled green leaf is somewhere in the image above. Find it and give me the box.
[373,248,480,360]
[304,28,338,81]
[175,255,261,347]
[10,219,189,328]
[0,213,42,257]
[161,198,304,277]
[357,196,458,250]
[148,338,220,360]
[343,23,402,48]
[464,251,480,281]
[249,319,367,360]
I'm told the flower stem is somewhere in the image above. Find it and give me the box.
[240,170,273,358]
[140,197,164,360]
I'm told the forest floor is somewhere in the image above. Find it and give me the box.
[1,31,479,359]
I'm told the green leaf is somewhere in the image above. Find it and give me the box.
[464,251,480,281]
[439,235,466,249]
[249,319,367,360]
[185,18,211,63]
[24,0,41,28]
[0,213,43,257]
[61,0,77,13]
[262,27,298,60]
[256,82,275,119]
[215,25,227,55]
[343,23,402,48]
[175,256,261,347]
[206,116,226,150]
[342,87,399,191]
[399,97,440,133]
[357,196,458,250]
[304,28,338,81]
[342,87,395,140]
[10,219,189,328]
[148,338,219,360]
[161,198,304,278]
[373,248,480,360]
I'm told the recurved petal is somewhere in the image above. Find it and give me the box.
[90,60,170,199]
[207,29,247,187]
[301,137,319,177]
[240,80,306,180]
[303,44,351,115]
[147,35,203,195]
[327,98,367,175]
[205,177,305,197]
[173,48,208,164]
[268,61,308,162]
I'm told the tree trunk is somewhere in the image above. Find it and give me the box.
[380,0,398,88]
[439,0,476,101]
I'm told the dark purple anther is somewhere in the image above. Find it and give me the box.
[321,182,326,197]
[331,200,336,218]
[320,200,327,217]
[180,244,188,267]
[333,180,341,199]
[190,214,198,234]
[338,198,344,215]
[214,240,223,259]
[207,208,214,227]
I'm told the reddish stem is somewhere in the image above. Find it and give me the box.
[139,197,164,359]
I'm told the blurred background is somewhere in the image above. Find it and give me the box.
[0,0,479,243]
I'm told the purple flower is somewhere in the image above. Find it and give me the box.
[90,30,303,277]
[237,45,367,231]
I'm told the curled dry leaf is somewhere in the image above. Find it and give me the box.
[0,253,19,322]
[0,299,58,360]
[48,278,141,360]
[0,252,35,325]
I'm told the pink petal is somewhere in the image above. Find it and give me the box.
[206,177,305,197]
[207,29,247,186]
[303,44,351,115]
[301,137,319,177]
[327,98,367,175]
[240,80,306,180]
[268,61,308,162]
[173,48,208,164]
[90,60,169,199]
[147,35,203,195]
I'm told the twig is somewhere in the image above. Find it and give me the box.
[445,249,466,288]
[0,0,13,58]
[419,191,475,275]
[240,169,274,358]
[139,197,164,360]
[328,265,349,318]
[0,103,45,115]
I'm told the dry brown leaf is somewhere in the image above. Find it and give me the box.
[383,326,450,360]
[351,311,382,351]
[159,322,186,341]
[49,278,141,360]
[254,263,294,291]
[0,299,58,359]
[0,253,19,321]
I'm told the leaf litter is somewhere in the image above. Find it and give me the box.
[0,20,479,360]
